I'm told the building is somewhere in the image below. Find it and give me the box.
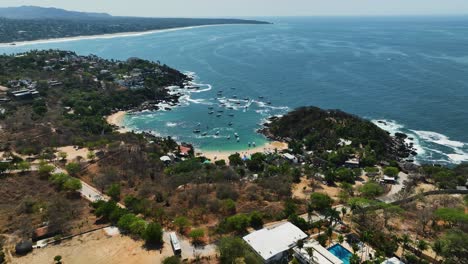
[293,240,343,264]
[344,158,360,168]
[381,257,405,264]
[243,222,307,263]
[283,153,298,163]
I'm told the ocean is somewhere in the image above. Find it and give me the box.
[2,16,468,165]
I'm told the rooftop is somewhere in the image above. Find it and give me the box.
[294,240,344,264]
[243,222,307,261]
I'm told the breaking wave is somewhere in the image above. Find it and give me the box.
[372,119,468,165]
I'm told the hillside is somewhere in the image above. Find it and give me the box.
[0,6,269,43]
[0,6,111,19]
[262,106,413,162]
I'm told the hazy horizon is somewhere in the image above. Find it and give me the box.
[0,0,468,18]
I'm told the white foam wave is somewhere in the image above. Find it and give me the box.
[373,119,468,164]
[166,122,178,127]
[411,130,466,148]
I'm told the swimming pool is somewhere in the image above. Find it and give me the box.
[328,244,353,264]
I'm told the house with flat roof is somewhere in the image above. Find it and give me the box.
[243,222,307,263]
[293,240,343,264]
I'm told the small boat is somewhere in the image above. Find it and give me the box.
[234,133,239,137]
[228,122,233,126]
[217,114,222,117]
[202,132,208,136]
[232,95,237,98]
[237,138,240,142]
[197,123,201,126]
[227,135,231,140]
[228,113,234,117]
[217,110,224,113]
[267,101,272,105]
[244,97,249,101]
[236,102,241,105]
[227,106,234,110]
[208,111,214,115]
[193,129,201,134]
[252,142,256,147]
[258,96,264,99]
[208,106,214,110]
[215,131,220,136]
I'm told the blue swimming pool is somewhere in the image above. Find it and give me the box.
[328,244,352,264]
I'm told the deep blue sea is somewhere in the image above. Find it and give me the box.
[2,16,468,164]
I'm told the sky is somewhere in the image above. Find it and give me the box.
[0,0,467,17]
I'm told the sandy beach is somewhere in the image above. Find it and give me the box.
[0,24,230,47]
[199,141,288,163]
[106,111,130,133]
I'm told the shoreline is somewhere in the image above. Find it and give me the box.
[0,24,250,47]
[106,111,130,133]
[105,110,289,161]
[199,141,288,163]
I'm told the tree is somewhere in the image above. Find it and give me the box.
[17,161,31,173]
[63,177,82,192]
[189,228,205,245]
[226,214,250,234]
[87,151,96,160]
[65,162,81,176]
[416,240,428,257]
[434,207,468,227]
[284,199,297,218]
[54,255,62,264]
[432,240,443,260]
[143,222,163,245]
[381,204,404,227]
[400,234,412,257]
[218,236,261,264]
[38,162,55,178]
[129,219,147,237]
[107,183,121,201]
[58,151,67,161]
[249,211,263,229]
[358,181,384,199]
[350,254,360,264]
[309,193,333,215]
[0,162,10,175]
[118,213,138,232]
[162,256,181,264]
[173,216,191,233]
[436,229,468,263]
[383,167,399,177]
[228,153,244,166]
[292,167,301,183]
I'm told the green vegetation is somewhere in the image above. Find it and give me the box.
[217,236,262,264]
[265,106,401,160]
[49,172,82,192]
[0,6,268,43]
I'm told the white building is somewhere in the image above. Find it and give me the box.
[381,257,405,264]
[293,240,343,264]
[243,222,307,263]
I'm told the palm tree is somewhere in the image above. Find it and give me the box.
[350,253,360,264]
[432,240,443,261]
[341,207,347,219]
[326,227,333,245]
[416,239,428,258]
[306,247,316,264]
[400,234,411,258]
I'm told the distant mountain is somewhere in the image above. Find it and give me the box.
[0,6,112,19]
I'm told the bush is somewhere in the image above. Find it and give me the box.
[189,228,205,244]
[65,162,81,176]
[249,211,264,229]
[162,256,181,264]
[216,184,239,200]
[107,183,121,201]
[383,167,399,177]
[117,213,138,232]
[359,181,384,198]
[143,222,163,245]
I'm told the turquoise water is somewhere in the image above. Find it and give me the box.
[328,244,352,264]
[2,16,468,163]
